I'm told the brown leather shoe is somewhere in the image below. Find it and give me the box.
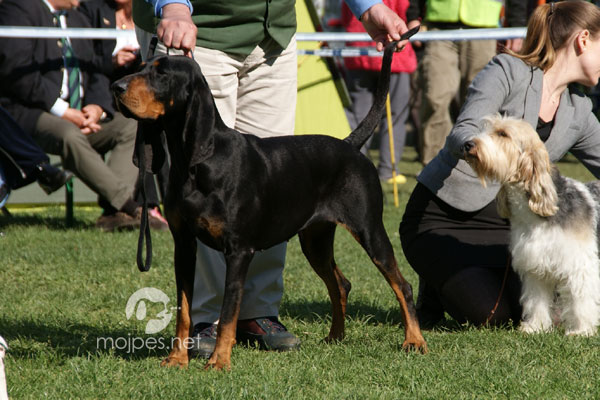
[134,207,169,231]
[236,317,300,352]
[95,211,139,232]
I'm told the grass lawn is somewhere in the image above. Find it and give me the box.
[1,147,599,399]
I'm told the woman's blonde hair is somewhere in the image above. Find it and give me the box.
[509,0,600,71]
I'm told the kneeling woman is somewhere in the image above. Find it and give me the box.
[401,1,600,327]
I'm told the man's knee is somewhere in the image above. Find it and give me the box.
[109,113,137,143]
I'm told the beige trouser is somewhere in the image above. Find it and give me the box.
[418,33,497,165]
[137,28,297,323]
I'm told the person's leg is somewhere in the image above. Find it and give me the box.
[90,112,138,191]
[343,69,376,156]
[235,36,297,138]
[233,37,296,323]
[0,106,48,183]
[188,38,299,354]
[440,267,522,326]
[377,72,410,181]
[418,37,460,165]
[33,112,136,212]
[186,46,244,328]
[459,39,497,104]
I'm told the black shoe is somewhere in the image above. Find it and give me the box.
[36,163,73,195]
[416,277,445,329]
[236,317,301,352]
[189,323,217,359]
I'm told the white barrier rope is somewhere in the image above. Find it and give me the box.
[0,26,527,57]
[298,48,383,57]
[297,27,526,43]
[0,26,137,40]
[0,26,526,41]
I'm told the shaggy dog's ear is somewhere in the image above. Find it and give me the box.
[515,142,558,217]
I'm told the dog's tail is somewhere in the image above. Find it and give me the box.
[343,40,398,150]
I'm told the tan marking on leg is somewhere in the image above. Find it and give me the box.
[325,266,350,342]
[161,285,192,368]
[373,258,427,353]
[205,321,237,371]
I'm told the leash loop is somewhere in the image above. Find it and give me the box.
[136,129,153,272]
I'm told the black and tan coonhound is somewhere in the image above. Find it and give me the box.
[112,37,426,370]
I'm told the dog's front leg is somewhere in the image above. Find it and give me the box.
[519,272,554,334]
[205,250,254,371]
[161,235,197,368]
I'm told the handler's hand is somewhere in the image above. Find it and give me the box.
[360,3,409,52]
[156,3,197,57]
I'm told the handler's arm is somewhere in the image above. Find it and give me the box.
[445,56,512,159]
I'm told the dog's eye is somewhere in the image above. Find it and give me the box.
[496,130,508,138]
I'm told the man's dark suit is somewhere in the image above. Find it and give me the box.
[0,0,114,135]
[0,0,138,224]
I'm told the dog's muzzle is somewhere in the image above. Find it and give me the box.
[461,140,475,154]
[461,140,478,158]
[111,80,128,96]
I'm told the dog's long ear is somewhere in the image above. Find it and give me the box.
[182,73,215,167]
[133,120,166,174]
[516,142,558,217]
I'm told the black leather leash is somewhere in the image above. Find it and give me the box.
[135,36,160,272]
[136,135,152,272]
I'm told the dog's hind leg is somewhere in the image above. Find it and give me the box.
[299,222,351,342]
[162,234,197,368]
[343,219,427,353]
[205,250,254,371]
[559,260,600,336]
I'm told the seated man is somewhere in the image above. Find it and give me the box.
[0,0,139,231]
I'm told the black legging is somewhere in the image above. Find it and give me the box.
[439,266,522,325]
[400,183,522,326]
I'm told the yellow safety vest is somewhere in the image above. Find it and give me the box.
[426,0,502,27]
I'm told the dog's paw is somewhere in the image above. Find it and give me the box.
[160,356,188,368]
[565,326,597,337]
[402,338,428,354]
[204,355,231,371]
[323,334,343,344]
[519,321,552,334]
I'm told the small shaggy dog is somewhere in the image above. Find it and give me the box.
[462,115,600,336]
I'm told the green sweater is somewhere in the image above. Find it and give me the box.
[132,0,296,56]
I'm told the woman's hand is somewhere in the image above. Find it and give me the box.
[113,45,139,68]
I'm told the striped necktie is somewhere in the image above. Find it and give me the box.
[54,11,82,110]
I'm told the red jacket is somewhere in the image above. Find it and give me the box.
[341,0,417,73]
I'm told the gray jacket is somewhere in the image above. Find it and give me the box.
[418,53,600,212]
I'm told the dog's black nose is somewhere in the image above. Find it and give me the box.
[111,80,127,95]
[461,140,475,153]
